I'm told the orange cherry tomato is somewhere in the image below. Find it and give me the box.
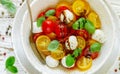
[47,16,58,21]
[46,32,56,40]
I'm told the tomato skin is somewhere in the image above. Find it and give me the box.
[42,20,55,34]
[91,52,99,59]
[82,46,91,56]
[54,22,68,38]
[76,29,89,40]
[37,11,45,19]
[56,6,68,18]
[33,32,43,42]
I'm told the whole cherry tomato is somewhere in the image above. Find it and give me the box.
[56,6,68,18]
[76,29,89,40]
[42,20,55,34]
[54,21,68,38]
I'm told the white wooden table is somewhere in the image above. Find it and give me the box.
[0,0,120,74]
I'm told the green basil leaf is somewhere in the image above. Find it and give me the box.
[37,16,45,27]
[72,18,86,30]
[7,66,18,73]
[90,42,102,53]
[1,0,16,15]
[66,54,75,67]
[73,48,82,58]
[45,9,55,17]
[85,20,95,34]
[5,56,15,68]
[48,40,59,51]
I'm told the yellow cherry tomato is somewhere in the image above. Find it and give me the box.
[76,56,92,71]
[56,1,71,9]
[87,39,97,46]
[51,44,65,60]
[46,32,56,40]
[77,36,86,50]
[47,16,58,21]
[36,35,51,56]
[72,0,90,16]
[87,11,101,29]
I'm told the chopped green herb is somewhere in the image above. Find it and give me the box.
[37,16,45,27]
[48,40,59,51]
[66,54,75,67]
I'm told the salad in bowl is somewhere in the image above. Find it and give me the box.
[21,0,115,74]
[33,0,105,71]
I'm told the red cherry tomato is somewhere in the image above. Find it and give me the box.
[56,6,68,18]
[54,21,68,38]
[42,20,55,34]
[33,32,43,42]
[76,29,89,40]
[82,46,91,56]
[91,52,99,59]
[37,11,45,19]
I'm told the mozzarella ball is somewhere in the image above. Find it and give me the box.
[60,9,74,24]
[32,22,42,33]
[61,56,75,68]
[92,29,105,43]
[46,56,59,68]
[65,35,78,50]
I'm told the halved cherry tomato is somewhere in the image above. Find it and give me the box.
[54,21,68,38]
[91,52,99,59]
[72,0,90,16]
[47,16,58,21]
[46,32,56,40]
[56,6,68,18]
[87,39,97,46]
[76,56,92,71]
[87,11,101,29]
[76,29,89,40]
[42,20,55,34]
[33,32,43,42]
[36,35,51,56]
[77,36,86,50]
[51,44,65,60]
[56,1,71,9]
[37,11,45,19]
[82,46,90,56]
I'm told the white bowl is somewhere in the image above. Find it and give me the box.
[21,0,116,74]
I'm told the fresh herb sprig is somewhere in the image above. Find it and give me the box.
[0,0,16,15]
[5,56,18,73]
